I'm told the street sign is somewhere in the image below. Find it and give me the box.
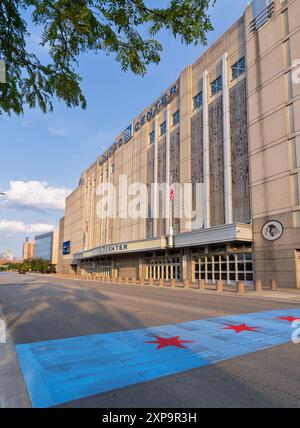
[0,60,6,83]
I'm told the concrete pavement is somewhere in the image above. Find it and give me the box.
[0,272,300,408]
[0,302,31,408]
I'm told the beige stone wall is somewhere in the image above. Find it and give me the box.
[57,217,65,273]
[51,231,59,265]
[59,0,300,288]
[246,0,300,288]
[58,187,84,273]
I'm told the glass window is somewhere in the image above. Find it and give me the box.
[211,76,222,96]
[253,0,270,18]
[149,131,155,144]
[172,110,180,126]
[193,92,203,110]
[160,121,167,136]
[232,57,246,80]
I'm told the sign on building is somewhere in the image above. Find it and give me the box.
[63,241,71,255]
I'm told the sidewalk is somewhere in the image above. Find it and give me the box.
[46,273,300,304]
[0,305,31,408]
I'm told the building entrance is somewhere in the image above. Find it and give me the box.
[193,252,254,286]
[146,257,181,280]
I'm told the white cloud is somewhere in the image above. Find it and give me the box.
[0,220,55,234]
[48,126,73,136]
[2,180,71,211]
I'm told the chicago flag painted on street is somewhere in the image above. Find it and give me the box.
[16,308,300,408]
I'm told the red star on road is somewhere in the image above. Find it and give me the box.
[145,335,194,350]
[223,323,259,333]
[276,316,300,323]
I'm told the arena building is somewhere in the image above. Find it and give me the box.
[57,0,300,288]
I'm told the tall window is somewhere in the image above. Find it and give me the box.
[172,110,180,126]
[160,121,167,136]
[232,57,246,80]
[211,76,222,96]
[252,0,272,17]
[149,130,155,144]
[193,92,203,110]
[251,0,274,32]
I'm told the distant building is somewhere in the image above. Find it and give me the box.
[34,231,58,265]
[22,237,35,261]
[1,250,14,262]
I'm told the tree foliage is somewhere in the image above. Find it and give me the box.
[0,0,215,115]
[6,258,56,273]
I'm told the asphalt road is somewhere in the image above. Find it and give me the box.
[0,272,300,408]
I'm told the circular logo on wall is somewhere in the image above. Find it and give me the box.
[262,221,284,241]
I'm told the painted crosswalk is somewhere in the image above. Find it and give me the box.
[16,308,300,408]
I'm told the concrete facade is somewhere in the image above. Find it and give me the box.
[57,0,300,288]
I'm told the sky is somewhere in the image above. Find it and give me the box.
[0,0,250,258]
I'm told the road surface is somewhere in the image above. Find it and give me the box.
[0,272,299,408]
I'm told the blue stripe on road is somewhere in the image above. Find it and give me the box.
[16,308,300,408]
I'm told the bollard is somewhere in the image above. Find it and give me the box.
[148,278,153,286]
[216,280,223,292]
[132,277,136,286]
[271,279,278,291]
[237,282,245,294]
[183,279,189,288]
[191,281,199,289]
[139,278,144,286]
[255,280,262,292]
[171,279,176,288]
[124,276,129,284]
[199,279,206,290]
[159,278,164,287]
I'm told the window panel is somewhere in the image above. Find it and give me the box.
[172,110,180,126]
[211,76,222,96]
[160,121,167,136]
[232,57,246,80]
[193,92,203,110]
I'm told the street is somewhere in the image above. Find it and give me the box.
[0,272,300,408]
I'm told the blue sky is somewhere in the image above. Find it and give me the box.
[0,0,250,258]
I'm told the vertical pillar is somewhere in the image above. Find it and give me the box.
[222,53,233,225]
[202,71,210,229]
[153,116,159,237]
[165,104,172,240]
